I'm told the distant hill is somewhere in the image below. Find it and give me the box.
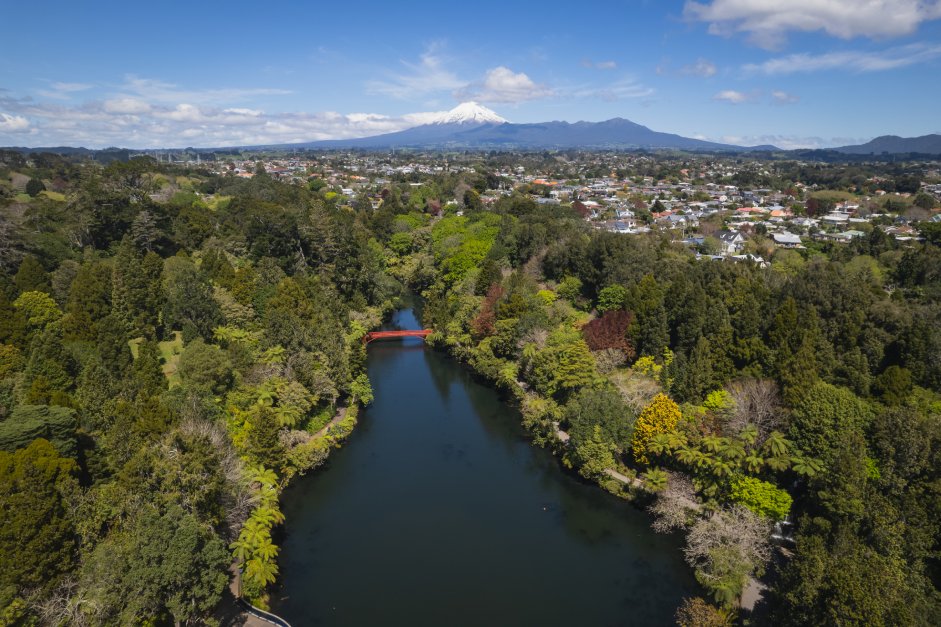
[834,134,941,155]
[281,102,776,152]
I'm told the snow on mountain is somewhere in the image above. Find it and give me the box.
[427,102,507,126]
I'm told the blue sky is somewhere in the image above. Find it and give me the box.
[1,0,940,148]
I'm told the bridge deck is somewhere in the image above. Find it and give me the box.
[363,329,433,344]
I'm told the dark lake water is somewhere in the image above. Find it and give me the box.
[272,309,699,626]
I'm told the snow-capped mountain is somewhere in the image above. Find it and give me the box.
[285,102,776,151]
[426,102,507,126]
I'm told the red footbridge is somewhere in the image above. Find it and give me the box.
[363,329,433,344]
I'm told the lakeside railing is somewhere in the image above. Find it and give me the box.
[235,597,292,627]
[235,567,292,627]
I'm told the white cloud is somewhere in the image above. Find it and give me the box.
[716,134,865,149]
[457,66,554,104]
[685,0,941,47]
[223,107,263,116]
[0,93,466,148]
[50,82,92,93]
[713,89,754,103]
[0,113,30,132]
[119,75,291,105]
[366,44,465,99]
[743,42,941,74]
[580,78,655,101]
[680,58,718,77]
[771,90,799,104]
[104,98,152,114]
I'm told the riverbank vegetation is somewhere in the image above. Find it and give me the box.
[0,155,392,623]
[384,188,941,624]
[2,150,940,625]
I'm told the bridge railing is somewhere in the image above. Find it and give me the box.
[363,329,433,344]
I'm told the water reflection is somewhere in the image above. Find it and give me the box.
[272,310,698,626]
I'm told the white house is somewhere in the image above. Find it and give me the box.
[717,229,746,255]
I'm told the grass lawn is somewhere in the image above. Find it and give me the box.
[159,332,184,387]
[809,190,857,202]
[39,190,67,202]
[128,331,185,387]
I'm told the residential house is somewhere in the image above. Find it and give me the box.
[717,229,746,255]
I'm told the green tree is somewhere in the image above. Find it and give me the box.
[128,339,167,398]
[112,238,163,336]
[0,405,78,457]
[161,256,222,342]
[13,290,62,333]
[63,259,112,340]
[564,387,635,454]
[82,504,228,625]
[0,439,77,595]
[244,405,284,469]
[872,365,912,405]
[789,382,871,463]
[528,326,602,400]
[25,177,46,197]
[572,425,617,478]
[596,284,628,313]
[475,258,502,296]
[14,255,50,294]
[178,339,234,395]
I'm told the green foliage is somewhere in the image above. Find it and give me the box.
[350,373,374,405]
[63,259,112,340]
[112,239,163,337]
[573,425,617,479]
[789,382,872,463]
[25,177,45,197]
[728,475,792,520]
[872,365,912,405]
[12,290,61,331]
[161,256,222,342]
[232,466,285,602]
[564,387,635,454]
[556,276,583,305]
[82,504,229,625]
[14,255,50,294]
[596,284,628,313]
[475,257,502,296]
[0,439,78,594]
[243,405,284,469]
[431,213,500,284]
[528,325,602,400]
[0,404,78,457]
[178,338,234,395]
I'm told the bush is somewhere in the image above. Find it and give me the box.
[728,475,792,521]
[25,178,45,197]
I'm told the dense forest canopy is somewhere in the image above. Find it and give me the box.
[1,149,940,625]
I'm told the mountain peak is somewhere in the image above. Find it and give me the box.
[428,102,507,126]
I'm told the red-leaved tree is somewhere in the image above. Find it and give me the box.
[581,310,635,359]
[471,284,504,339]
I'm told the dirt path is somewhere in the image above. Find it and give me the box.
[603,467,644,488]
[313,403,348,439]
[740,576,767,611]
